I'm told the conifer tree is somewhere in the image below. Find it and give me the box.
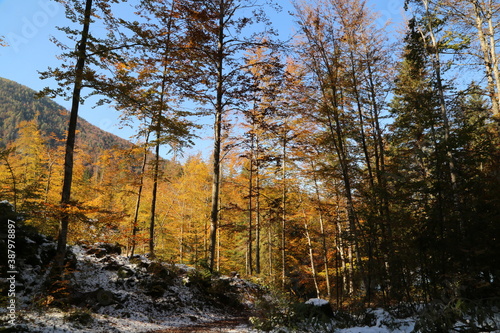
[14,119,50,213]
[0,147,18,211]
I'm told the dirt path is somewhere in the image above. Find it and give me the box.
[147,317,253,332]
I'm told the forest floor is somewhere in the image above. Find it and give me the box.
[0,214,260,332]
[1,220,498,332]
[0,233,262,332]
[145,318,252,332]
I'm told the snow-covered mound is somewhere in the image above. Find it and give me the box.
[0,214,261,332]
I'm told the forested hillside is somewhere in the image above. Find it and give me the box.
[1,0,500,331]
[0,77,130,152]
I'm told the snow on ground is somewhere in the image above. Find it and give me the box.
[1,230,496,333]
[305,298,330,307]
[258,307,417,333]
[1,239,420,333]
[14,308,418,333]
[1,241,258,332]
[336,308,415,333]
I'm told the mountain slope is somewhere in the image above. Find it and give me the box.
[0,77,130,151]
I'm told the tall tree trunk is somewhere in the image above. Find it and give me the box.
[268,222,274,280]
[45,154,55,204]
[179,201,185,263]
[255,142,261,274]
[281,132,287,289]
[149,128,160,258]
[472,1,500,116]
[149,0,175,258]
[486,3,500,119]
[247,132,254,275]
[325,96,364,294]
[311,159,331,299]
[307,21,365,293]
[349,52,375,192]
[217,221,221,271]
[55,0,93,268]
[366,60,395,303]
[334,195,347,305]
[209,0,226,273]
[420,0,460,237]
[302,205,321,298]
[209,109,222,272]
[130,132,150,257]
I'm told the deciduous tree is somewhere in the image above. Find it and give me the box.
[182,0,278,272]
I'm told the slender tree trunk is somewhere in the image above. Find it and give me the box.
[149,1,176,258]
[349,50,380,302]
[472,1,500,116]
[180,202,185,263]
[209,110,221,272]
[149,128,160,258]
[487,5,500,119]
[217,222,221,271]
[247,133,254,275]
[255,144,261,274]
[281,133,287,289]
[45,154,54,204]
[209,0,225,272]
[311,159,331,299]
[56,0,93,268]
[130,132,150,257]
[325,97,365,293]
[334,232,342,308]
[268,223,273,280]
[421,0,460,238]
[366,60,395,303]
[304,211,320,298]
[334,188,348,300]
[310,28,365,293]
[349,52,375,191]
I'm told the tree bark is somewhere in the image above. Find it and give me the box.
[149,127,160,258]
[281,131,287,289]
[149,0,176,258]
[130,132,150,257]
[311,158,331,299]
[486,3,500,119]
[472,1,500,116]
[247,133,254,276]
[209,0,225,273]
[303,206,321,298]
[56,0,93,268]
[255,138,261,275]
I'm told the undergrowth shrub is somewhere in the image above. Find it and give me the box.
[414,298,500,333]
[250,292,338,332]
[64,308,94,328]
[250,291,296,332]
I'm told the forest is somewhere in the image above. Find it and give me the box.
[1,0,499,317]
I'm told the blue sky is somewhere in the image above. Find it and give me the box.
[0,0,405,157]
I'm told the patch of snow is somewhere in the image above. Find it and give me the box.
[305,298,330,307]
[5,236,494,333]
[176,263,196,273]
[25,237,36,244]
[4,241,263,333]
